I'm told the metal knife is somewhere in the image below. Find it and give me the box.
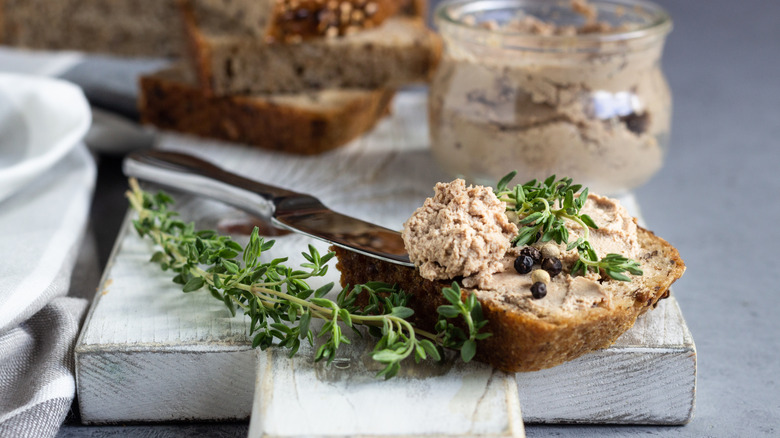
[122,150,414,267]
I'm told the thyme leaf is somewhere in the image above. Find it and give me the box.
[126,178,491,379]
[495,172,643,281]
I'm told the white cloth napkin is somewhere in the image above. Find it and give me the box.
[0,298,87,438]
[0,141,95,437]
[0,50,96,437]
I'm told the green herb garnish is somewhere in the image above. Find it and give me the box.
[495,172,642,281]
[126,179,491,379]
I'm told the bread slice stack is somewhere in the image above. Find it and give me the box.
[1,0,440,154]
[138,0,440,153]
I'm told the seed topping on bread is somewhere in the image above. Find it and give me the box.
[271,0,396,42]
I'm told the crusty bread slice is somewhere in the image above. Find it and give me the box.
[0,0,425,59]
[139,67,395,155]
[181,11,442,96]
[183,0,404,43]
[333,226,685,372]
[0,0,184,58]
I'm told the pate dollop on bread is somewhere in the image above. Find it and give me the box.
[404,179,642,317]
[335,178,685,372]
[401,179,518,281]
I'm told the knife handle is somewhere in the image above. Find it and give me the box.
[123,150,298,219]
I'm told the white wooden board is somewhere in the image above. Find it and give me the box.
[75,92,695,428]
[249,343,524,438]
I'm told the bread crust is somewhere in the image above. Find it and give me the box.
[333,226,685,372]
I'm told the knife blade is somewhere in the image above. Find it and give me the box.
[122,150,413,267]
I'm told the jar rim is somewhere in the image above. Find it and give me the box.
[435,0,672,49]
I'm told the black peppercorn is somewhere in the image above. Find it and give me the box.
[530,281,547,299]
[620,112,650,135]
[541,257,562,277]
[514,255,534,274]
[519,246,542,265]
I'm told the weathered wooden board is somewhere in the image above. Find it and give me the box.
[248,342,525,438]
[75,92,695,428]
[517,295,696,425]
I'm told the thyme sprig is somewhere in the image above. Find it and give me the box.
[495,172,642,281]
[126,179,490,379]
[435,282,492,362]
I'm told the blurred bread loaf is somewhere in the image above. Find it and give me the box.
[0,0,184,57]
[0,0,429,60]
[181,9,442,95]
[1,0,436,154]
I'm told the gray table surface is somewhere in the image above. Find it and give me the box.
[55,0,779,436]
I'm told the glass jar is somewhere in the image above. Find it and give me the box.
[429,0,672,194]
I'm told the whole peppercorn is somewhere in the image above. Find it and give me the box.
[541,257,563,277]
[540,243,560,260]
[519,246,542,265]
[530,282,547,299]
[531,269,551,285]
[514,255,534,274]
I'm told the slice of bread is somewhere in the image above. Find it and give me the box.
[183,0,404,43]
[0,0,425,59]
[333,226,685,372]
[139,67,395,155]
[0,0,184,58]
[181,12,442,96]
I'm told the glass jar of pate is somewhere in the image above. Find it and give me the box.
[429,0,672,194]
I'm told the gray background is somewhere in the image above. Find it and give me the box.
[57,0,779,436]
